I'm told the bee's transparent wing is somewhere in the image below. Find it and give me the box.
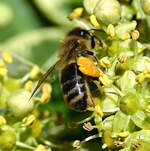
[29,59,61,101]
[29,44,72,101]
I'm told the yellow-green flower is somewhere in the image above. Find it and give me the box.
[2,50,13,63]
[0,67,8,76]
[99,58,111,68]
[106,24,116,37]
[73,140,81,149]
[40,83,52,104]
[0,61,5,67]
[131,30,140,40]
[23,114,36,127]
[89,15,100,28]
[68,8,83,20]
[94,105,104,117]
[120,32,130,40]
[34,144,45,151]
[118,53,127,63]
[29,65,40,79]
[0,115,6,126]
[99,73,111,87]
[24,80,33,91]
[117,131,129,138]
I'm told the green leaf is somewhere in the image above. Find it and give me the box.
[0,0,43,42]
[33,0,74,26]
[0,28,66,68]
[0,28,66,77]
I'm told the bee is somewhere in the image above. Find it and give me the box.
[30,27,102,112]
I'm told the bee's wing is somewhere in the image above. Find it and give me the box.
[29,44,72,101]
[29,59,62,101]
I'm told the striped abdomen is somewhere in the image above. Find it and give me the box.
[60,63,92,112]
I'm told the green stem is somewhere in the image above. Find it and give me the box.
[82,134,100,143]
[143,43,150,49]
[21,73,30,83]
[10,53,34,68]
[41,139,62,148]
[123,116,131,131]
[112,85,125,97]
[16,141,35,150]
[76,114,94,125]
[132,40,138,59]
[9,51,45,73]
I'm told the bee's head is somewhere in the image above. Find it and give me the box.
[68,28,91,39]
[68,27,96,48]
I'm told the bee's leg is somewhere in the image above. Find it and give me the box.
[90,34,103,49]
[81,50,99,65]
[92,35,103,47]
[91,35,95,49]
[89,29,103,48]
[81,50,94,56]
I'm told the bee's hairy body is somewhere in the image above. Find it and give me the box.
[30,27,100,112]
[59,28,96,112]
[61,63,90,111]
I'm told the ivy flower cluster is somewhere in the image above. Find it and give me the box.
[0,50,54,151]
[69,0,150,150]
[1,0,150,151]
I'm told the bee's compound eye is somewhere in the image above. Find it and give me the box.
[79,30,85,36]
[79,30,90,38]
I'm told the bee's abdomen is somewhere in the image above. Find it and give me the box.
[61,63,88,111]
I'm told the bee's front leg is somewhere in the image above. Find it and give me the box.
[81,50,99,65]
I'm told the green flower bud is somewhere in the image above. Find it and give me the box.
[0,84,10,109]
[3,77,21,92]
[132,0,146,19]
[103,116,120,148]
[0,130,16,149]
[0,3,13,28]
[83,0,99,14]
[115,21,137,38]
[121,3,135,21]
[103,130,115,148]
[120,93,140,115]
[7,89,34,118]
[94,0,121,25]
[30,120,43,138]
[141,0,150,15]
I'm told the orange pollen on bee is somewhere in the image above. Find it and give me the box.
[77,56,100,77]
